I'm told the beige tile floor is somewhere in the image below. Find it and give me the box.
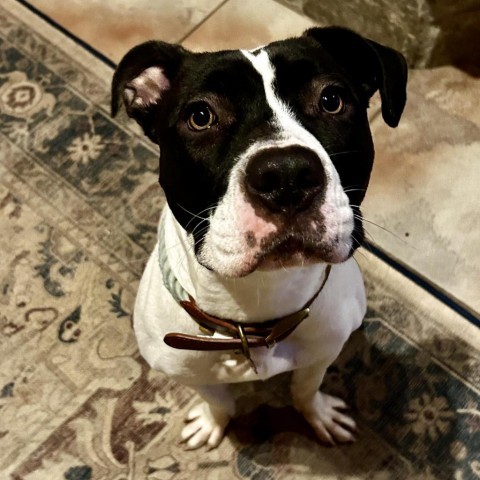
[182,0,314,51]
[28,0,313,62]
[27,0,479,317]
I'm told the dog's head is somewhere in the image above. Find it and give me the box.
[112,27,407,277]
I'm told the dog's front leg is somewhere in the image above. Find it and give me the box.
[291,362,357,445]
[181,384,235,450]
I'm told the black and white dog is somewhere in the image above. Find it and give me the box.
[112,27,407,450]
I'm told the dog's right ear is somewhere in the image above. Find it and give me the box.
[111,41,187,141]
[303,27,407,128]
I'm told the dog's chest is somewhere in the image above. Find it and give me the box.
[204,338,307,383]
[134,220,366,386]
[159,299,353,386]
[166,339,307,386]
[173,310,349,385]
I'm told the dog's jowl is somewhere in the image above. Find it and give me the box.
[112,27,407,450]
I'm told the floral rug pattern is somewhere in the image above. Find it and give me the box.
[0,3,479,479]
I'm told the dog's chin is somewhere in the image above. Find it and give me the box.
[256,237,352,271]
[197,237,353,278]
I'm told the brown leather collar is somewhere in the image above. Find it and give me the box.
[164,265,332,372]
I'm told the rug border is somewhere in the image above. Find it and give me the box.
[357,250,480,364]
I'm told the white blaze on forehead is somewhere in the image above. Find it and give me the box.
[241,49,331,166]
[241,49,293,129]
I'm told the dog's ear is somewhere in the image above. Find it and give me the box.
[303,27,408,127]
[111,41,187,141]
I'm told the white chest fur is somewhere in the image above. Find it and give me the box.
[133,207,366,386]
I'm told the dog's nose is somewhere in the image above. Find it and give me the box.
[245,146,325,213]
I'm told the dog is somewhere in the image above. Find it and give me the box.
[111,26,407,450]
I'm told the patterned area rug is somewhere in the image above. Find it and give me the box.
[1,2,479,479]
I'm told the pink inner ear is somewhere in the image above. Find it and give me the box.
[124,66,170,110]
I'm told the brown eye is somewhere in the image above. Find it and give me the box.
[320,87,345,114]
[186,102,217,131]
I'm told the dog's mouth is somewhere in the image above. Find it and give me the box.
[196,222,355,278]
[255,232,352,272]
[256,204,365,272]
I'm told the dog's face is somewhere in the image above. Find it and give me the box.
[112,27,407,277]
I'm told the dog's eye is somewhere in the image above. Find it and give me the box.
[186,102,217,131]
[319,87,345,114]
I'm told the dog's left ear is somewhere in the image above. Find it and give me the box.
[304,27,408,127]
[111,41,188,141]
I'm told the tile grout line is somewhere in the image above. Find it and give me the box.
[177,0,231,44]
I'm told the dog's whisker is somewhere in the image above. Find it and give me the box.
[177,203,218,231]
[190,211,216,236]
[192,226,211,245]
[344,188,367,195]
[353,246,369,262]
[191,219,210,237]
[177,203,208,221]
[193,230,210,251]
[358,228,377,252]
[351,230,369,261]
[194,204,219,220]
[329,149,362,157]
[353,214,415,249]
[184,204,219,233]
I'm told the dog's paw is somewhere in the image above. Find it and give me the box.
[180,402,231,450]
[294,391,357,446]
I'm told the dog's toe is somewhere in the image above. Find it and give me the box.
[181,417,203,441]
[326,419,356,443]
[332,408,357,432]
[294,391,357,445]
[184,426,211,450]
[185,403,204,422]
[181,401,230,450]
[205,424,225,450]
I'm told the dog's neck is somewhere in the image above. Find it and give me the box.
[162,207,328,323]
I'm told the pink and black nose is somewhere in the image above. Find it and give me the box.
[245,146,326,214]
